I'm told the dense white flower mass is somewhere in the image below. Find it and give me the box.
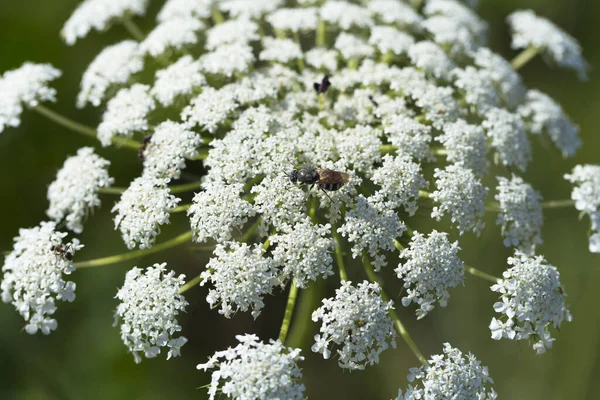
[320,1,372,30]
[490,251,571,354]
[97,84,156,146]
[47,147,114,233]
[220,0,283,19]
[338,195,406,270]
[369,26,414,56]
[188,182,255,244]
[112,177,180,249]
[334,33,375,60]
[312,281,396,370]
[395,343,496,400]
[252,175,308,232]
[495,175,543,252]
[367,0,422,28]
[197,334,305,400]
[473,48,526,109]
[61,0,149,45]
[202,242,277,319]
[114,263,188,363]
[157,0,212,22]
[77,40,144,108]
[271,218,334,288]
[431,164,488,235]
[1,222,82,335]
[483,108,531,172]
[436,119,488,175]
[205,18,259,50]
[199,43,255,77]
[0,63,61,133]
[408,41,456,81]
[267,7,319,32]
[151,55,205,107]
[181,86,238,133]
[259,37,303,64]
[139,17,203,58]
[518,89,581,157]
[565,164,600,253]
[452,66,500,115]
[396,231,465,319]
[507,10,589,80]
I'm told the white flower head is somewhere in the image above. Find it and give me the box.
[77,40,144,108]
[47,147,114,234]
[490,251,572,354]
[151,55,205,107]
[202,242,277,319]
[338,194,406,271]
[259,37,303,64]
[0,62,61,133]
[114,263,188,363]
[371,154,428,216]
[396,231,465,319]
[518,89,581,158]
[188,182,255,244]
[473,47,526,109]
[305,48,338,72]
[483,108,531,172]
[431,164,488,235]
[267,7,319,32]
[436,119,488,175]
[311,281,396,370]
[157,0,212,22]
[197,334,305,400]
[1,221,82,335]
[369,26,414,56]
[181,86,238,134]
[205,18,259,50]
[199,43,255,77]
[507,10,589,80]
[422,16,480,56]
[452,66,500,115]
[335,125,382,174]
[141,121,202,180]
[271,218,334,288]
[384,115,433,162]
[220,0,283,19]
[395,343,496,400]
[495,175,543,252]
[367,0,423,29]
[97,84,156,146]
[564,164,600,214]
[408,41,456,81]
[139,17,204,58]
[424,0,488,40]
[61,0,149,45]
[252,174,309,232]
[589,212,600,253]
[334,33,375,61]
[112,176,180,249]
[321,2,373,30]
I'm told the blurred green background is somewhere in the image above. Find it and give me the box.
[1,1,599,399]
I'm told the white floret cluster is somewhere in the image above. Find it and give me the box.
[489,252,571,354]
[565,165,600,252]
[311,281,396,370]
[114,263,188,363]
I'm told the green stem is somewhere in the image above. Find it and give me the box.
[394,239,404,251]
[432,148,448,156]
[189,148,209,160]
[122,16,145,41]
[286,280,321,349]
[332,229,348,281]
[511,46,539,71]
[380,144,396,155]
[316,20,326,47]
[33,105,140,150]
[211,8,225,24]
[279,279,299,343]
[99,181,202,195]
[240,218,261,243]
[179,274,203,294]
[419,190,432,199]
[362,252,428,366]
[171,204,191,213]
[485,199,575,213]
[466,266,500,283]
[75,231,193,269]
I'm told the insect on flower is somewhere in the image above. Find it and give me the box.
[288,166,352,199]
[138,135,152,161]
[313,75,331,94]
[51,244,73,261]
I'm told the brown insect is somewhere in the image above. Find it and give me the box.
[51,244,73,261]
[138,135,152,161]
[288,167,352,199]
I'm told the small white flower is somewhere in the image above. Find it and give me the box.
[202,242,277,319]
[305,48,338,71]
[473,47,526,109]
[490,251,572,354]
[422,15,480,56]
[267,7,319,32]
[188,182,255,243]
[181,86,238,133]
[338,195,406,270]
[77,40,144,108]
[312,281,396,370]
[139,16,203,58]
[367,0,423,29]
[157,0,212,22]
[114,263,187,363]
[97,84,156,146]
[205,18,259,50]
[424,0,488,40]
[395,343,496,399]
[483,108,531,172]
[151,55,205,107]
[369,26,414,56]
[408,41,456,81]
[142,121,203,180]
[396,231,465,319]
[197,334,305,400]
[518,89,581,158]
[564,164,600,214]
[431,164,488,235]
[199,43,255,77]
[112,176,180,249]
[220,0,283,19]
[0,62,61,133]
[384,115,433,162]
[495,175,543,252]
[335,125,382,174]
[1,222,82,335]
[259,37,303,64]
[371,154,428,216]
[452,66,500,115]
[320,1,373,30]
[507,10,588,80]
[61,0,149,45]
[271,218,334,288]
[252,174,308,232]
[435,119,488,175]
[47,147,114,234]
[334,33,375,61]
